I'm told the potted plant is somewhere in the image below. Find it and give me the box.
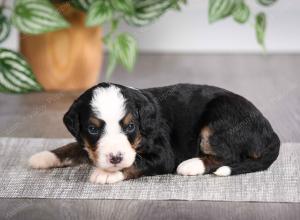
[0,0,276,93]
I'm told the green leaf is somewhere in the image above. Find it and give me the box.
[232,0,250,24]
[104,33,137,77]
[86,1,112,27]
[209,0,235,23]
[70,0,94,11]
[256,0,277,6]
[103,35,117,78]
[255,12,266,48]
[124,15,152,26]
[111,0,135,14]
[111,19,119,33]
[12,0,70,35]
[171,0,187,11]
[0,14,11,43]
[0,48,43,93]
[105,49,118,79]
[113,33,137,72]
[124,0,173,26]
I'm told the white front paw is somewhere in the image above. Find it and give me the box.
[90,168,124,184]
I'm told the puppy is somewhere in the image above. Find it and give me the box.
[29,83,280,184]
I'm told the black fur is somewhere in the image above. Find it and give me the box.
[57,83,280,179]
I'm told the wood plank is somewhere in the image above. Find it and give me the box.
[0,199,299,220]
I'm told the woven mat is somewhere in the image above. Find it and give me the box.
[0,137,299,202]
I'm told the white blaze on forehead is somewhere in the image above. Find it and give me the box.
[90,85,126,134]
[90,85,136,171]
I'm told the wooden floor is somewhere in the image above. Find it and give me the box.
[1,199,299,220]
[0,54,299,219]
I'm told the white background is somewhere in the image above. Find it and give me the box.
[2,0,300,53]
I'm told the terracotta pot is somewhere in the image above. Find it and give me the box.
[20,3,103,91]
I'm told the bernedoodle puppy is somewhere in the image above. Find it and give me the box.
[29,83,280,184]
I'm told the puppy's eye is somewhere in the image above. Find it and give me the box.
[88,125,99,135]
[124,123,135,133]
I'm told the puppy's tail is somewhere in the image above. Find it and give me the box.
[214,133,280,176]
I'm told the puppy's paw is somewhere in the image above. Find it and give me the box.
[213,166,231,176]
[28,151,61,169]
[90,168,124,184]
[177,158,205,176]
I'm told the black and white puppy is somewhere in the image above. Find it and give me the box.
[29,83,280,184]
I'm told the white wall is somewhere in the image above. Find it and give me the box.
[119,0,300,53]
[1,0,300,53]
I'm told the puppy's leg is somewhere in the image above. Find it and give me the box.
[176,155,223,176]
[29,142,89,169]
[176,125,231,176]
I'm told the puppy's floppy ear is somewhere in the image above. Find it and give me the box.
[63,99,81,139]
[136,92,158,136]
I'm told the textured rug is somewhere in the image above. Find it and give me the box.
[0,137,299,202]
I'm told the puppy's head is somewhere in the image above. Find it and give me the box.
[63,83,154,172]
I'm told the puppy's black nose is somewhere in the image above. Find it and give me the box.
[109,153,123,164]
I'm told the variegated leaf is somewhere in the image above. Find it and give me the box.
[86,1,112,27]
[255,12,266,47]
[12,0,70,35]
[0,48,42,93]
[257,0,277,6]
[70,0,94,11]
[113,33,137,72]
[125,0,173,26]
[111,0,135,14]
[209,0,235,23]
[0,14,10,43]
[233,0,250,24]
